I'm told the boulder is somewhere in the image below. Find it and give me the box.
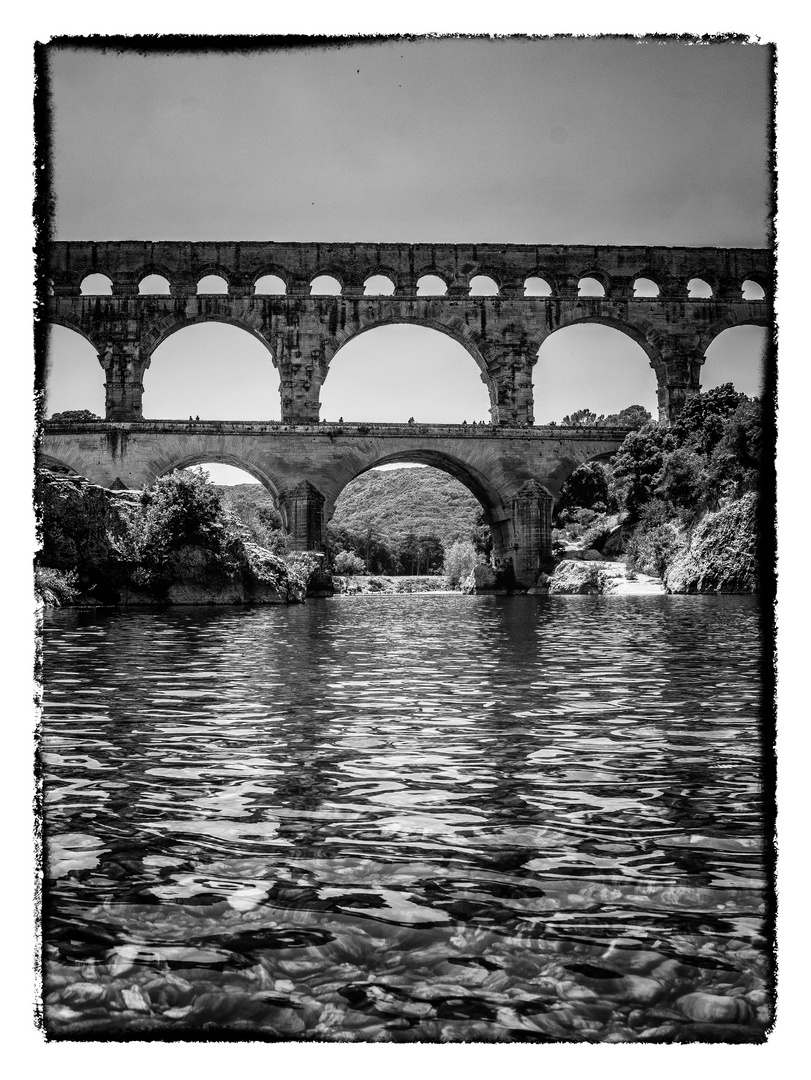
[548,560,603,594]
[461,564,508,594]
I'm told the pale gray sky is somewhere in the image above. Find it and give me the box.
[44,37,771,480]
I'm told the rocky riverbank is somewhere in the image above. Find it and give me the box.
[36,471,309,606]
[333,575,451,595]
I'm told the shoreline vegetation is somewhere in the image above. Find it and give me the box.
[36,385,762,607]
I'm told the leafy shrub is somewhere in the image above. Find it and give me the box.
[49,410,102,423]
[580,520,614,553]
[333,549,366,575]
[285,551,322,589]
[35,566,78,606]
[625,522,684,578]
[610,422,677,519]
[123,469,243,587]
[443,539,480,588]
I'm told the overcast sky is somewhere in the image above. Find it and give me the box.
[44,36,771,480]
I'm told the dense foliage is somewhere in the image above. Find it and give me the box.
[49,410,102,422]
[561,405,651,429]
[555,385,763,590]
[36,469,315,605]
[443,539,480,588]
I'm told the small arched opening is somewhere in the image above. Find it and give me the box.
[197,275,229,295]
[310,275,342,296]
[702,325,768,398]
[742,279,766,301]
[468,275,499,297]
[363,275,395,296]
[80,273,113,296]
[44,324,105,418]
[524,276,552,297]
[139,274,172,295]
[578,276,606,298]
[144,322,280,421]
[416,275,448,297]
[254,275,287,295]
[633,277,660,298]
[688,278,713,299]
[320,323,492,424]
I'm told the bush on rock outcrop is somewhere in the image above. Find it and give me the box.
[36,469,309,606]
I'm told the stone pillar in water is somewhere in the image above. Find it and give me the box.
[282,480,326,551]
[511,480,553,587]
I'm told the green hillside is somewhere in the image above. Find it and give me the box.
[215,468,485,574]
[330,467,481,550]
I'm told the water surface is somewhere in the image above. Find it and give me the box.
[40,594,772,1041]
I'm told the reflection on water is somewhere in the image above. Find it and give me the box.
[41,595,772,1041]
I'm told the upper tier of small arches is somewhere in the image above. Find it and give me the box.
[70,269,770,301]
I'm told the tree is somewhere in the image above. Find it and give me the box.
[444,539,479,588]
[333,549,366,575]
[553,461,612,525]
[599,405,652,430]
[472,510,494,561]
[128,469,241,584]
[707,397,762,500]
[562,408,599,427]
[672,383,746,455]
[50,410,102,423]
[656,446,707,517]
[609,422,676,519]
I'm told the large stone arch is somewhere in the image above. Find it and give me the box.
[136,441,286,508]
[535,311,662,363]
[46,315,105,354]
[325,446,516,566]
[140,309,277,367]
[696,312,772,355]
[323,314,498,411]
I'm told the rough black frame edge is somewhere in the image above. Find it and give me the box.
[31,31,779,1046]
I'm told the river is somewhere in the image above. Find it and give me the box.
[40,593,772,1042]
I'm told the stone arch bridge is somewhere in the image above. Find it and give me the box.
[40,240,772,587]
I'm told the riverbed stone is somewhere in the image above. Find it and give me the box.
[676,991,753,1024]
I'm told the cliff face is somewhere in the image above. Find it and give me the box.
[664,493,759,595]
[36,472,305,606]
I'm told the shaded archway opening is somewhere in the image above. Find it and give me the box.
[80,273,112,296]
[363,275,395,296]
[139,275,171,295]
[254,275,287,295]
[44,324,106,419]
[742,279,766,301]
[551,453,620,554]
[175,460,287,547]
[197,275,228,294]
[328,460,493,577]
[688,278,713,298]
[310,275,342,296]
[524,276,552,297]
[702,325,768,398]
[468,275,499,296]
[633,278,660,297]
[578,276,605,297]
[320,323,492,424]
[144,322,281,421]
[535,323,658,425]
[416,274,447,297]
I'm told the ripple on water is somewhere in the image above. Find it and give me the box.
[41,595,771,1041]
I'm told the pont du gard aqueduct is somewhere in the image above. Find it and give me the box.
[40,240,772,588]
